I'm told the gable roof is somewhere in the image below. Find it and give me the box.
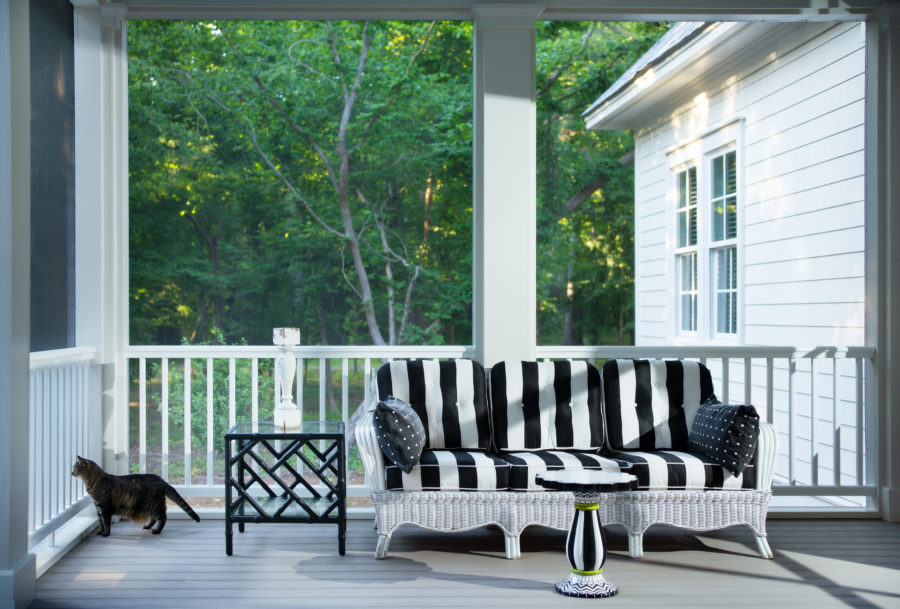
[582,22,712,118]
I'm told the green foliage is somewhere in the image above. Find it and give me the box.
[129,20,473,346]
[535,22,669,345]
[128,19,667,348]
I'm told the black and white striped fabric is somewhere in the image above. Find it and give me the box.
[384,450,510,491]
[501,451,625,491]
[608,449,756,490]
[601,359,715,451]
[490,360,603,451]
[376,359,491,451]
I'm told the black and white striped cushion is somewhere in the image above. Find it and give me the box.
[608,449,756,490]
[490,360,603,451]
[501,451,625,491]
[601,359,715,451]
[385,450,510,491]
[376,359,491,451]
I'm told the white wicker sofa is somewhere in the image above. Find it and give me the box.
[356,358,776,560]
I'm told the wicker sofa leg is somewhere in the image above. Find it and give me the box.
[755,534,773,559]
[504,533,521,559]
[627,531,644,559]
[375,533,392,559]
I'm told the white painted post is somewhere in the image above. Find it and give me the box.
[866,6,900,521]
[472,4,542,367]
[1,1,37,606]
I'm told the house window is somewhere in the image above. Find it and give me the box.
[676,166,698,333]
[672,138,740,340]
[710,150,738,336]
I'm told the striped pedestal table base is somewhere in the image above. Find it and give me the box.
[555,572,618,598]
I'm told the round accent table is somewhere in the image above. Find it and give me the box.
[535,470,638,598]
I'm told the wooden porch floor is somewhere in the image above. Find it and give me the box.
[32,517,900,609]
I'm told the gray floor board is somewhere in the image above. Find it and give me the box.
[31,518,900,609]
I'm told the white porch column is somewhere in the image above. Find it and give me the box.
[73,1,129,474]
[0,1,36,607]
[866,5,900,523]
[472,4,542,367]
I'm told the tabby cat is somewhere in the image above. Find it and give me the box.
[71,456,200,536]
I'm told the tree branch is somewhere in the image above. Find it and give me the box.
[562,149,634,213]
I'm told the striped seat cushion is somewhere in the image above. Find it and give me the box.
[376,359,491,451]
[490,360,603,451]
[601,359,715,451]
[384,450,510,491]
[501,451,625,491]
[608,449,757,490]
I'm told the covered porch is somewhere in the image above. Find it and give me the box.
[3,1,900,608]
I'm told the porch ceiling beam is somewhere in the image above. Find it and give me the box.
[68,0,887,21]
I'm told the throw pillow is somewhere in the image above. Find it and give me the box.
[688,397,760,477]
[373,396,426,474]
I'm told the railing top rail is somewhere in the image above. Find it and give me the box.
[124,344,477,359]
[29,347,97,370]
[535,345,876,360]
[122,344,874,361]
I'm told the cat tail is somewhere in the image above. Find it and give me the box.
[165,485,201,521]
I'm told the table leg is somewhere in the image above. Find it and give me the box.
[554,492,618,598]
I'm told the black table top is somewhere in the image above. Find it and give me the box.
[535,470,638,493]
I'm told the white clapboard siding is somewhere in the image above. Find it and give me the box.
[632,21,866,351]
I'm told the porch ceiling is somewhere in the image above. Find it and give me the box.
[70,0,890,22]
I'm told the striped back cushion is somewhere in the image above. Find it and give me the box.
[375,359,491,451]
[602,359,715,451]
[490,360,603,451]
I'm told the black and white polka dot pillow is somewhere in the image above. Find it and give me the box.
[373,396,426,474]
[688,397,760,477]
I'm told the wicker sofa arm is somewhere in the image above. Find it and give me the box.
[755,421,778,491]
[356,409,387,491]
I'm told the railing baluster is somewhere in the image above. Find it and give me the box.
[228,358,236,429]
[789,357,797,486]
[162,357,169,481]
[342,358,349,425]
[364,358,372,411]
[722,356,730,403]
[319,358,327,422]
[856,357,864,485]
[29,368,36,533]
[184,357,191,487]
[207,358,214,486]
[139,357,147,473]
[833,357,840,486]
[811,357,818,486]
[744,357,752,406]
[251,358,259,431]
[766,357,774,423]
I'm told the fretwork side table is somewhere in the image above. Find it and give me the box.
[225,421,346,556]
[536,470,638,598]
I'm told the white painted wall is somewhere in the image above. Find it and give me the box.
[632,22,866,349]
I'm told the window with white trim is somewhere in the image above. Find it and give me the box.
[671,128,741,341]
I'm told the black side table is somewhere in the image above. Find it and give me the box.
[536,470,637,598]
[225,421,346,556]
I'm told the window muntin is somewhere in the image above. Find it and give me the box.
[672,141,740,340]
[711,150,737,242]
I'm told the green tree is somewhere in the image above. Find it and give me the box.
[536,21,668,345]
[129,20,473,346]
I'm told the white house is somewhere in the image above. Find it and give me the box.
[585,21,866,348]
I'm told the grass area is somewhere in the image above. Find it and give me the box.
[128,358,370,484]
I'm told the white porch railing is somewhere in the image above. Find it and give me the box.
[28,347,98,549]
[123,345,475,499]
[122,344,876,510]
